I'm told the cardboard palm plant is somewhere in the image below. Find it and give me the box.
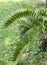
[3,3,47,65]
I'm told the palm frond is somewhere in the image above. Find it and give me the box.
[4,9,34,28]
[13,26,40,62]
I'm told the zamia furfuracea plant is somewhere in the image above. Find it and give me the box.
[3,3,47,65]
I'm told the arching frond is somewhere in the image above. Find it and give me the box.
[4,9,34,28]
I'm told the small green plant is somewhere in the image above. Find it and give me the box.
[2,2,47,65]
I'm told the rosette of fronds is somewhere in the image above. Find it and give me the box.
[3,3,47,65]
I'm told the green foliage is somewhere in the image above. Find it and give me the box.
[0,1,47,65]
[4,9,34,28]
